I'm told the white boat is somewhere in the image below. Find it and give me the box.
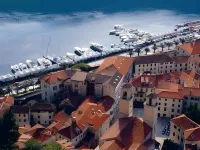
[74,47,87,56]
[90,42,104,52]
[109,30,117,35]
[26,60,38,68]
[114,25,123,30]
[11,64,21,74]
[18,63,28,70]
[37,58,52,67]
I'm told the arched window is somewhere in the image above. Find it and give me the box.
[123,91,127,99]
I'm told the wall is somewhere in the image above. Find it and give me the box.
[157,98,183,118]
[31,111,54,126]
[14,113,30,127]
[170,121,184,145]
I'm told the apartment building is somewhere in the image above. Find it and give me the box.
[96,56,135,81]
[135,53,193,75]
[176,40,200,58]
[40,70,76,102]
[31,103,56,126]
[71,96,116,138]
[170,114,200,150]
[11,106,30,127]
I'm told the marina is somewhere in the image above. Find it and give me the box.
[0,20,200,84]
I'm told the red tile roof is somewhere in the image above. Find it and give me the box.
[96,56,135,76]
[155,90,183,99]
[100,140,126,150]
[100,117,152,150]
[178,40,200,55]
[71,96,114,131]
[184,127,200,141]
[31,103,56,112]
[171,114,199,131]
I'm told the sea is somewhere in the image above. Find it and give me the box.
[0,0,199,74]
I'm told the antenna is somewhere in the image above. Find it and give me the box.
[46,36,51,57]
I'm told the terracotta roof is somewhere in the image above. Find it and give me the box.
[173,56,189,64]
[100,140,126,150]
[26,124,45,135]
[171,114,199,131]
[155,90,183,99]
[57,122,81,140]
[184,70,200,81]
[135,54,173,65]
[86,72,111,84]
[71,71,87,82]
[136,138,157,150]
[31,103,56,112]
[184,127,200,141]
[18,124,31,134]
[96,56,135,76]
[0,96,14,105]
[11,106,30,114]
[56,140,75,149]
[100,117,152,150]
[178,40,200,55]
[53,110,72,125]
[71,96,112,131]
[18,134,32,143]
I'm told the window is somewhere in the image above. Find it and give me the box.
[49,121,51,124]
[164,103,167,106]
[173,99,175,102]
[38,121,40,124]
[172,104,174,107]
[172,109,174,112]
[45,92,47,96]
[178,105,180,107]
[178,128,180,132]
[59,84,64,88]
[75,83,78,88]
[24,119,26,122]
[54,93,57,97]
[179,100,181,102]
[177,110,180,113]
[53,86,57,90]
[19,119,21,122]
[157,113,160,117]
[24,114,26,117]
[165,99,167,101]
[173,132,175,136]
[49,116,51,119]
[174,125,177,129]
[19,114,21,117]
[164,108,166,111]
[158,107,160,110]
[178,136,179,140]
[171,115,174,118]
[38,116,40,118]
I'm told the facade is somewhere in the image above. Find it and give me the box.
[11,106,30,127]
[40,70,76,102]
[170,114,200,150]
[119,83,134,118]
[31,103,56,126]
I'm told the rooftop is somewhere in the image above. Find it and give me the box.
[184,127,200,141]
[171,114,199,131]
[31,103,56,112]
[11,106,30,114]
[178,40,200,55]
[96,56,135,76]
[100,117,152,150]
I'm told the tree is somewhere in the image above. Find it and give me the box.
[162,139,181,150]
[25,139,42,150]
[0,110,19,150]
[135,48,141,56]
[0,86,5,96]
[5,85,12,95]
[152,44,157,53]
[42,143,62,150]
[174,40,179,47]
[128,50,134,57]
[144,47,150,55]
[165,42,172,50]
[184,104,200,124]
[160,43,165,52]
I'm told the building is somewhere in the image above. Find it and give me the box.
[11,106,30,127]
[31,103,56,126]
[176,40,200,57]
[134,53,193,75]
[119,83,134,118]
[99,117,157,150]
[96,56,135,81]
[170,114,200,150]
[40,70,76,102]
[71,96,115,138]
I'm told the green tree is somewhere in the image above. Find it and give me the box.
[135,48,141,56]
[160,43,165,52]
[174,40,179,47]
[0,110,19,150]
[152,44,157,53]
[165,42,172,50]
[162,139,181,150]
[25,139,42,150]
[0,86,5,96]
[42,143,62,150]
[144,47,150,55]
[184,104,200,124]
[128,50,134,57]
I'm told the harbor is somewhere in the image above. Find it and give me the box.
[0,20,200,85]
